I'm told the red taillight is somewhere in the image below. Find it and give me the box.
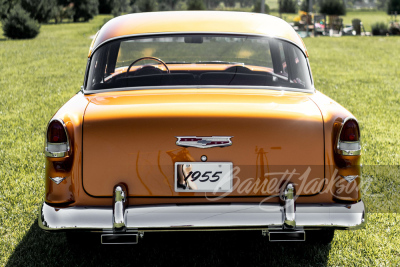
[340,120,359,141]
[45,119,70,158]
[47,120,67,143]
[337,118,361,156]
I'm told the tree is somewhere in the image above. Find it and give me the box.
[20,0,58,23]
[72,0,99,22]
[320,0,346,15]
[137,0,157,11]
[112,0,132,16]
[387,0,400,14]
[239,0,252,8]
[157,0,171,11]
[49,4,74,23]
[377,0,388,10]
[2,4,40,39]
[0,0,19,19]
[204,0,220,8]
[169,0,180,9]
[99,0,112,13]
[300,0,310,12]
[223,0,236,7]
[187,0,206,9]
[253,0,270,13]
[157,0,179,10]
[279,0,297,13]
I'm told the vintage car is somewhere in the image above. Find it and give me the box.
[39,11,365,244]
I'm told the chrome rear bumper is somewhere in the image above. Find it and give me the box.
[39,200,365,232]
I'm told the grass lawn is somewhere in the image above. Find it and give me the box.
[1,12,400,266]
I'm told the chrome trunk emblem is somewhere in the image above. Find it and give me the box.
[176,136,233,148]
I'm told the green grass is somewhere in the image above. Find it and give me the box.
[1,12,400,266]
[305,36,400,165]
[0,15,112,265]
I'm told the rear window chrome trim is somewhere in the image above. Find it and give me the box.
[84,32,314,94]
[83,85,316,95]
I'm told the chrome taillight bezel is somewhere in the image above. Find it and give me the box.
[337,117,361,156]
[44,118,71,158]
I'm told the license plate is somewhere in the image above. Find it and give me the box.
[174,162,233,192]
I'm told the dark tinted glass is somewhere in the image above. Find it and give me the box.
[86,34,312,91]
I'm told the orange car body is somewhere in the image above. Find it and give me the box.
[39,11,365,243]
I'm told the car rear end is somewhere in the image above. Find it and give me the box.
[39,12,365,244]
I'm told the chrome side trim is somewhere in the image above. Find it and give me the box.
[113,184,127,230]
[336,117,361,156]
[283,183,296,229]
[44,118,71,158]
[39,201,366,232]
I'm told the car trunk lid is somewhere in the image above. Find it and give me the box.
[82,88,325,198]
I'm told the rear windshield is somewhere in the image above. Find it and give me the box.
[86,34,312,91]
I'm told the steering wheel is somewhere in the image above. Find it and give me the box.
[126,57,170,76]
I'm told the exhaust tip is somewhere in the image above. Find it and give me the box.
[101,234,138,245]
[269,231,305,242]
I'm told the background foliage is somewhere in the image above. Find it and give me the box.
[20,0,57,23]
[1,4,40,38]
[279,0,297,13]
[299,0,310,12]
[187,0,206,9]
[252,0,270,13]
[71,0,99,21]
[387,0,400,14]
[2,0,397,40]
[371,21,389,35]
[320,0,346,15]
